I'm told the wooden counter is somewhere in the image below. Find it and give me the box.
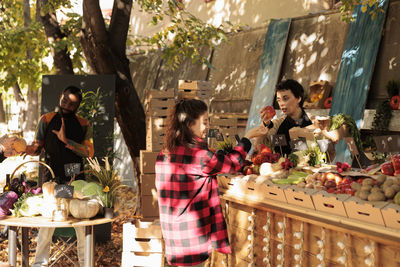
[212,185,400,266]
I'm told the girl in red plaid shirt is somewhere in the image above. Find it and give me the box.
[156,99,258,266]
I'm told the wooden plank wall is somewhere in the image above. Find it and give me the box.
[329,0,389,163]
[246,19,291,132]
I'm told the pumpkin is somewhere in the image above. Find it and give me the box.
[42,181,57,200]
[69,199,100,219]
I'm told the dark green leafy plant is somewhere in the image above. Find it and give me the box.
[216,138,235,155]
[339,0,384,22]
[330,113,362,151]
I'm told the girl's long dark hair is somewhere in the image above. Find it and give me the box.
[163,99,208,152]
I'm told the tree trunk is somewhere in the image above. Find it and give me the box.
[81,0,146,214]
[0,93,6,123]
[12,83,24,103]
[38,0,147,213]
[25,89,39,132]
[36,0,74,74]
[24,0,39,132]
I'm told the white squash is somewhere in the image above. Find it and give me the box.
[69,199,100,219]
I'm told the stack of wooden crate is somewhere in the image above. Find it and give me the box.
[122,219,164,267]
[178,80,211,104]
[144,89,175,152]
[140,89,175,219]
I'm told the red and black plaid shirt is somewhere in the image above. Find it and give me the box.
[156,137,251,266]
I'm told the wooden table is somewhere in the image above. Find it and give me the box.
[0,216,113,267]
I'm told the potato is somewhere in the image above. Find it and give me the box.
[368,191,385,201]
[362,178,374,186]
[383,179,394,188]
[384,187,396,199]
[359,190,370,200]
[376,174,386,186]
[394,178,400,186]
[351,182,361,191]
[371,187,382,193]
[360,185,372,192]
[391,184,400,193]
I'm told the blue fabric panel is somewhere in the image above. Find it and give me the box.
[329,0,389,163]
[246,19,291,132]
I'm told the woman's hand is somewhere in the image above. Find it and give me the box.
[244,125,269,140]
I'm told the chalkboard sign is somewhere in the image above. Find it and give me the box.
[290,137,308,151]
[317,139,331,153]
[271,134,287,147]
[64,163,81,177]
[216,132,225,142]
[374,135,400,153]
[343,137,359,156]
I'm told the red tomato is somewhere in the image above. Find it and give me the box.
[259,144,272,154]
[245,167,253,175]
[381,162,394,176]
[390,95,400,110]
[327,188,336,194]
[324,97,332,109]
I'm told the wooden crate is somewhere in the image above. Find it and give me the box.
[145,98,175,117]
[121,251,164,267]
[146,117,166,151]
[140,150,158,174]
[343,197,388,226]
[146,88,175,100]
[312,191,350,217]
[122,219,163,267]
[178,80,211,91]
[303,80,332,109]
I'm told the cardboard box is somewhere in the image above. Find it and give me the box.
[343,197,388,226]
[289,127,315,141]
[303,80,332,109]
[312,191,350,217]
[121,251,163,267]
[140,150,159,174]
[255,180,289,203]
[141,174,156,196]
[284,186,318,210]
[178,80,211,91]
[142,195,159,218]
[381,203,400,230]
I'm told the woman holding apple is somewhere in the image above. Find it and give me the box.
[252,79,313,155]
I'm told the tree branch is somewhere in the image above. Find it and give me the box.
[81,0,115,74]
[36,0,73,74]
[109,0,132,58]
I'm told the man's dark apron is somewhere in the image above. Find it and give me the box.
[43,112,85,184]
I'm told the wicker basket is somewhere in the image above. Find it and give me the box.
[10,160,70,221]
